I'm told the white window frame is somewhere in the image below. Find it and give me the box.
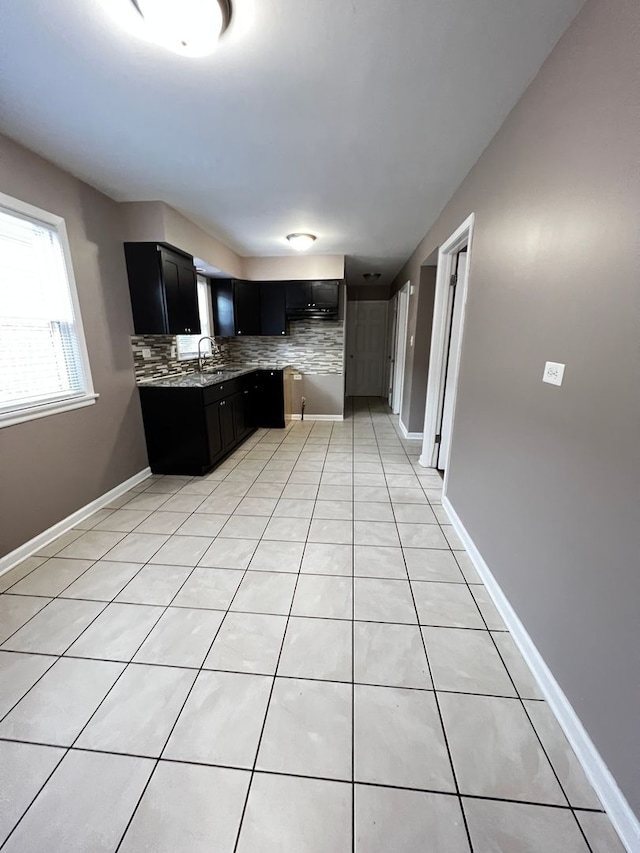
[0,191,98,429]
[176,275,215,361]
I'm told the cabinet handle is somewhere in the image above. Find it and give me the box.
[238,331,242,335]
[219,385,224,390]
[244,390,249,395]
[220,400,226,407]
[281,331,285,335]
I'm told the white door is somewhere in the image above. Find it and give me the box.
[438,251,467,469]
[392,284,409,414]
[346,301,389,396]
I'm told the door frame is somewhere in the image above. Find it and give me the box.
[419,213,475,485]
[391,282,410,415]
[386,295,397,406]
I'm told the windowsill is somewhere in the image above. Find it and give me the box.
[0,393,100,429]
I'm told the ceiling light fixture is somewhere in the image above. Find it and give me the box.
[286,233,317,252]
[362,272,382,281]
[128,0,232,57]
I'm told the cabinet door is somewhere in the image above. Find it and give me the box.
[234,281,261,336]
[212,279,235,337]
[311,281,339,310]
[205,403,224,462]
[259,282,287,336]
[231,391,247,439]
[257,370,285,428]
[160,253,184,335]
[177,261,200,334]
[160,250,200,335]
[218,398,236,448]
[285,282,312,312]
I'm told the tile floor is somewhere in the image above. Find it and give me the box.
[0,397,625,852]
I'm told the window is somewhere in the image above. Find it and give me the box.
[0,192,97,428]
[176,275,215,360]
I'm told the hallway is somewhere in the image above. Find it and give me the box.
[0,398,621,851]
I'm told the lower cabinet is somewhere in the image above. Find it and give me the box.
[139,369,285,475]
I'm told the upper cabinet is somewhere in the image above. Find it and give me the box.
[211,278,342,337]
[285,280,340,317]
[259,282,287,336]
[234,280,261,336]
[212,279,287,337]
[212,279,261,337]
[124,242,200,336]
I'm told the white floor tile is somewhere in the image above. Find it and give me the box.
[119,762,249,853]
[77,663,196,756]
[2,750,153,853]
[164,670,271,767]
[355,785,470,853]
[236,773,351,853]
[354,684,454,791]
[257,678,352,780]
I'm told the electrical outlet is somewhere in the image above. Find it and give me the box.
[141,348,151,360]
[410,285,415,295]
[543,361,565,386]
[293,373,302,381]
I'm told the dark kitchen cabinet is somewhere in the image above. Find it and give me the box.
[124,242,200,335]
[258,369,286,428]
[285,280,340,316]
[212,279,261,337]
[218,397,236,448]
[234,280,261,336]
[138,369,286,475]
[205,404,224,460]
[259,282,287,336]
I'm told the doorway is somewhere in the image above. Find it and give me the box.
[420,214,475,484]
[346,300,389,396]
[388,283,410,415]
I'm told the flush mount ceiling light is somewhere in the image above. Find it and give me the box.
[362,272,382,281]
[126,0,232,57]
[286,233,317,252]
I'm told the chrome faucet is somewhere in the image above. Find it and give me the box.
[197,336,219,372]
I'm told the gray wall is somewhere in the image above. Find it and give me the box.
[0,134,148,558]
[390,0,640,815]
[396,266,436,433]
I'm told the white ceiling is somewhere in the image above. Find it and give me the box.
[0,0,583,285]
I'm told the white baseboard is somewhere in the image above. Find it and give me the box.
[398,419,424,440]
[0,468,152,578]
[290,414,344,422]
[442,495,639,853]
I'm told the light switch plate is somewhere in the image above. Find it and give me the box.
[293,374,302,381]
[543,361,565,386]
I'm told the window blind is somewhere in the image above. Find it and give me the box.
[0,206,87,415]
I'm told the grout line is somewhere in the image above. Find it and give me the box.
[371,395,476,853]
[231,420,328,852]
[0,734,608,814]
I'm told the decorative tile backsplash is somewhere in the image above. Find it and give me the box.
[227,319,344,374]
[131,318,344,382]
[131,335,233,382]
